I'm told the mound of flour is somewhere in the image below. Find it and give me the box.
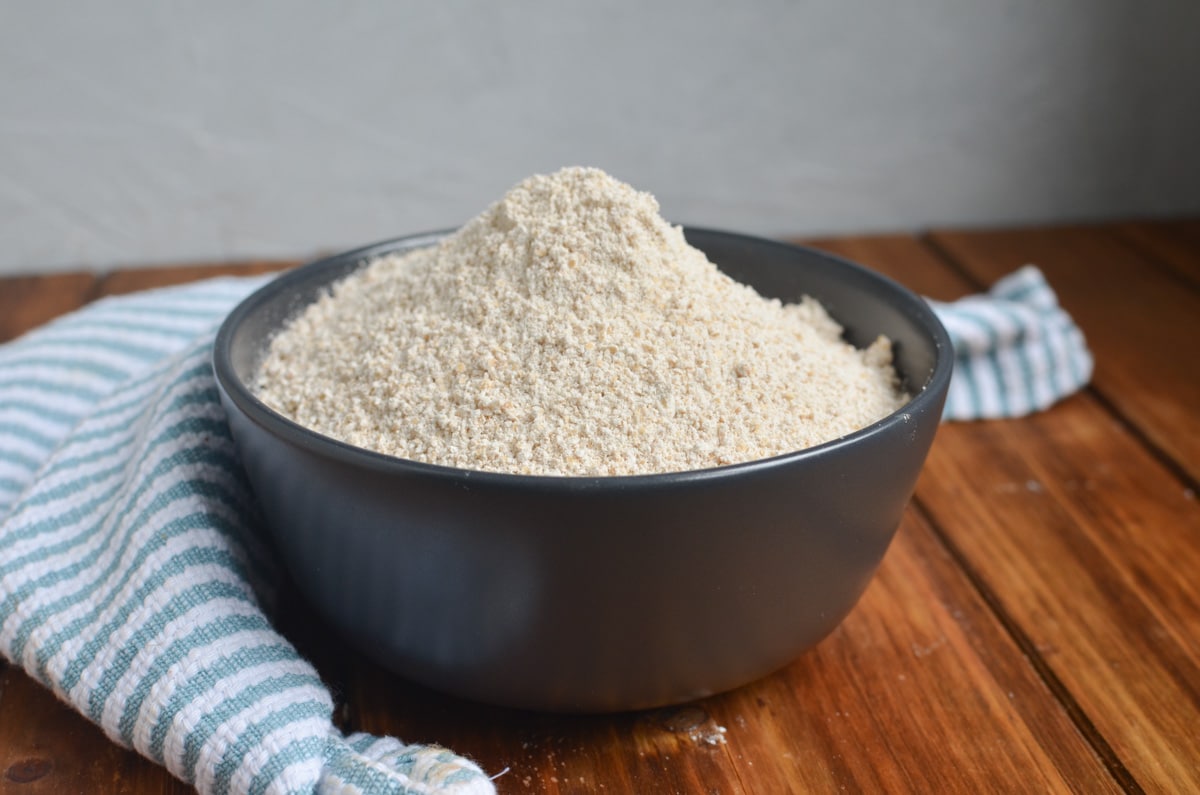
[254,167,906,476]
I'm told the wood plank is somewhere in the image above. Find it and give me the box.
[0,272,98,343]
[340,513,1116,793]
[709,508,1120,794]
[917,415,1200,791]
[813,233,1200,793]
[96,260,297,296]
[926,225,1200,486]
[801,234,973,303]
[0,667,191,795]
[1113,218,1200,287]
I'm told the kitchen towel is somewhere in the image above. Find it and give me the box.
[930,265,1092,420]
[0,265,1090,795]
[0,278,494,795]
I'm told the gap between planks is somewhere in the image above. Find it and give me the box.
[912,228,1197,794]
[896,233,1145,794]
[905,494,1143,794]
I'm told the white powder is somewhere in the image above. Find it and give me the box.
[254,167,906,476]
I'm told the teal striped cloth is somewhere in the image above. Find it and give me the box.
[929,265,1092,420]
[0,265,1089,794]
[0,278,494,795]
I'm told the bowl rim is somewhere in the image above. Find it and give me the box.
[212,227,954,491]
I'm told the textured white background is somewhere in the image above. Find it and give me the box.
[2,1,1198,275]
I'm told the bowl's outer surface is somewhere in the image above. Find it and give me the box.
[213,228,952,712]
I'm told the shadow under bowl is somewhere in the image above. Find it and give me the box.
[213,228,953,713]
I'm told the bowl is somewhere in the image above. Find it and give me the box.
[212,228,953,713]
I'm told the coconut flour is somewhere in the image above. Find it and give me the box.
[254,167,907,476]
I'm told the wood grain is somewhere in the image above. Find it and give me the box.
[0,667,192,795]
[706,508,1120,794]
[815,232,1200,794]
[0,272,97,343]
[95,260,297,296]
[1113,219,1200,287]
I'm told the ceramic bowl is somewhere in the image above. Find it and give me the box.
[213,228,952,712]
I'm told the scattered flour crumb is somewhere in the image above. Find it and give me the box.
[255,167,907,476]
[689,724,728,746]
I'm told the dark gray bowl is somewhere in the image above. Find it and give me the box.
[213,228,952,713]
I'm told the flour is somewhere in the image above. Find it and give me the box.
[254,167,906,476]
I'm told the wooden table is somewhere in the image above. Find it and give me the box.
[2,220,1198,794]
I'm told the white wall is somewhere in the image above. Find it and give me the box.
[2,1,1198,275]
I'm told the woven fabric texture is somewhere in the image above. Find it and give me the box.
[931,265,1092,420]
[0,278,494,795]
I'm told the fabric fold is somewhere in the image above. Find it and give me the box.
[0,278,494,795]
[928,264,1092,420]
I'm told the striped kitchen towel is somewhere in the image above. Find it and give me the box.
[0,265,1088,794]
[0,278,495,795]
[929,265,1093,420]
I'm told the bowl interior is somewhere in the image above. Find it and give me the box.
[690,229,946,399]
[220,228,951,469]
